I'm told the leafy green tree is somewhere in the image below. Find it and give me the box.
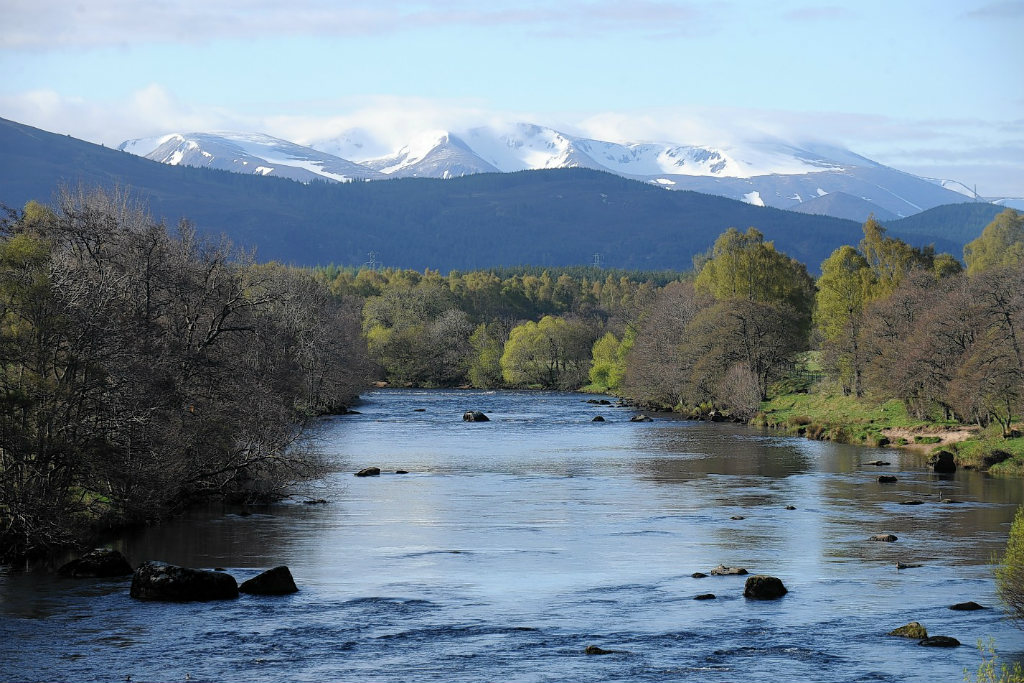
[964,209,1024,275]
[694,226,814,332]
[858,216,933,297]
[815,245,875,395]
[467,322,507,388]
[588,329,633,391]
[500,315,596,389]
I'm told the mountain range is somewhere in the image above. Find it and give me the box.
[0,117,1011,273]
[117,123,1012,222]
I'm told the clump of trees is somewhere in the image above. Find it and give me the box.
[0,189,368,559]
[623,228,813,418]
[812,210,1024,433]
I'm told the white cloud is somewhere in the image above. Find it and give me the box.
[2,0,714,49]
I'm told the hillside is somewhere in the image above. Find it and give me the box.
[0,117,964,272]
[883,202,1008,246]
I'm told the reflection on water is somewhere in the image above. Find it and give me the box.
[1,389,1022,683]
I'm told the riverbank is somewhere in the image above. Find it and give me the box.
[755,389,1024,476]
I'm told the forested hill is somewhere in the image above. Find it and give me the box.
[0,117,964,271]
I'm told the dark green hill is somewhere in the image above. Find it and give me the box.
[884,202,1007,245]
[0,117,960,271]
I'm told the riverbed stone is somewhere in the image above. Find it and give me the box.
[919,636,960,647]
[630,414,653,422]
[58,548,133,578]
[865,460,891,466]
[694,593,716,600]
[463,411,489,422]
[691,572,708,578]
[585,645,613,655]
[888,622,928,639]
[592,415,606,422]
[949,601,986,611]
[130,561,238,601]
[743,575,788,600]
[870,534,899,542]
[355,467,381,477]
[877,475,898,483]
[711,565,748,576]
[239,566,298,595]
[930,451,957,473]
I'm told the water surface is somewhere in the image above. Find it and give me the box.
[2,389,1022,682]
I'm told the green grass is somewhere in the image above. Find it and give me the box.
[758,384,1024,476]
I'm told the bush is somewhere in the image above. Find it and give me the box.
[996,505,1024,626]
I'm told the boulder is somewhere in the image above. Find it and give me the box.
[592,416,606,422]
[877,475,898,483]
[784,505,797,510]
[743,575,788,600]
[694,593,716,600]
[896,561,923,570]
[395,470,409,474]
[239,566,298,595]
[130,561,238,601]
[919,636,960,647]
[930,451,957,473]
[730,515,746,520]
[58,548,133,578]
[949,601,986,611]
[630,414,653,422]
[888,622,928,639]
[463,411,490,422]
[711,565,748,576]
[413,408,426,412]
[303,498,328,505]
[899,500,925,505]
[355,467,381,477]
[865,460,891,466]
[691,572,708,579]
[870,534,899,542]
[585,645,613,655]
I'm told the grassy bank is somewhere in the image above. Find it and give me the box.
[756,388,1024,476]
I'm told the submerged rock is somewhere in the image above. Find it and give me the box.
[463,411,490,422]
[877,475,898,483]
[585,645,614,655]
[130,561,238,601]
[870,534,899,542]
[395,470,409,474]
[743,575,788,600]
[58,548,133,578]
[896,561,923,570]
[691,572,708,579]
[239,566,298,595]
[919,636,960,647]
[355,467,381,477]
[630,414,653,422]
[694,593,716,600]
[888,622,928,639]
[592,416,606,422]
[865,460,891,466]
[900,500,925,506]
[784,505,797,510]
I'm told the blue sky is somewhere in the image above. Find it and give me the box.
[1,0,1022,195]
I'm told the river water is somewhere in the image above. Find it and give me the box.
[2,389,1023,682]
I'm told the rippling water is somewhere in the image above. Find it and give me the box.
[2,389,1023,682]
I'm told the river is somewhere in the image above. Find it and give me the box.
[1,389,1022,682]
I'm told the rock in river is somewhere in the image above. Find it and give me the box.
[919,636,960,647]
[630,414,653,422]
[239,566,298,595]
[711,565,748,576]
[58,548,133,578]
[355,467,381,477]
[463,411,489,422]
[929,450,957,473]
[877,475,898,483]
[888,622,928,639]
[585,645,613,655]
[949,601,986,611]
[694,593,716,600]
[130,561,238,601]
[743,575,788,600]
[592,415,605,422]
[870,534,899,542]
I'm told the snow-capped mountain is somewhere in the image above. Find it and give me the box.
[119,123,987,219]
[118,132,384,183]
